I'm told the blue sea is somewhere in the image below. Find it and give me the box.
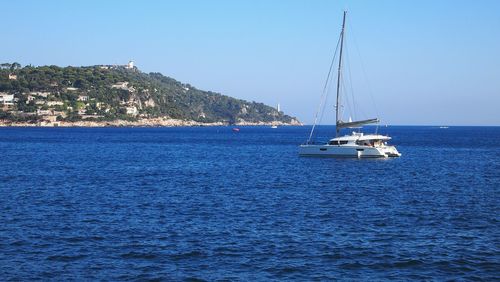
[0,126,498,281]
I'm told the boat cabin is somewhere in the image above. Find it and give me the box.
[328,132,391,147]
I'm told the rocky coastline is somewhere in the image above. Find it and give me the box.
[0,117,303,127]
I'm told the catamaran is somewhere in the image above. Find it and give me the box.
[299,11,401,158]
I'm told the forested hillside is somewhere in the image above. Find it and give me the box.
[0,62,299,125]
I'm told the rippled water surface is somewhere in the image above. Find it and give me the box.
[0,126,499,280]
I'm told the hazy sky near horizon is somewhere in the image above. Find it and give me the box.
[2,0,499,125]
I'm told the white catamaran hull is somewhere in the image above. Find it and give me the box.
[299,144,401,158]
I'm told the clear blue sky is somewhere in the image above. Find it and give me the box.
[2,0,499,125]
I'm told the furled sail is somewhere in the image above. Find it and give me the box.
[337,118,379,129]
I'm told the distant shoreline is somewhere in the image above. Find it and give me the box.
[0,118,303,128]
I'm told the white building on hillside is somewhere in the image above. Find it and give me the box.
[0,93,14,105]
[30,91,51,98]
[126,60,134,69]
[111,82,135,92]
[126,106,138,115]
[46,101,64,106]
[26,95,36,103]
[77,95,89,102]
[112,82,129,89]
[37,109,52,115]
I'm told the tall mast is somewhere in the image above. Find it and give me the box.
[335,11,347,137]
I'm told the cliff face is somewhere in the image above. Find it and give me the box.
[0,63,300,125]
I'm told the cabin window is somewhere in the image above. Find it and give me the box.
[357,140,374,146]
[328,140,348,145]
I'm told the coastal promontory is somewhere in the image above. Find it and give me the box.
[0,62,300,126]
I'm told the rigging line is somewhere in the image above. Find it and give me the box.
[342,44,354,122]
[313,90,331,142]
[317,50,338,128]
[341,77,351,122]
[347,15,380,129]
[346,45,369,121]
[314,66,335,142]
[318,36,342,129]
[340,70,348,120]
[307,34,342,143]
[344,37,358,121]
[343,51,360,124]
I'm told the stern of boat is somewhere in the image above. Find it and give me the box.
[381,145,401,157]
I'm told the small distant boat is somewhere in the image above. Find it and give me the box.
[232,127,240,132]
[439,126,449,129]
[271,125,278,129]
[298,11,401,158]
